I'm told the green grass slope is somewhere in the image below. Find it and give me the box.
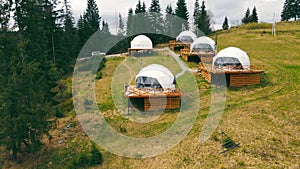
[1,22,299,169]
[96,22,300,169]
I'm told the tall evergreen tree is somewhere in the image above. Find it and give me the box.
[57,0,79,72]
[77,14,86,43]
[126,8,134,35]
[149,0,163,33]
[195,1,211,35]
[242,8,251,24]
[102,20,110,35]
[117,13,125,36]
[175,0,189,31]
[164,4,175,36]
[2,0,59,160]
[0,56,53,161]
[193,0,200,26]
[281,0,300,21]
[175,0,189,21]
[135,0,144,14]
[250,6,258,23]
[142,1,147,12]
[222,16,229,30]
[0,0,12,31]
[133,1,149,35]
[82,0,101,40]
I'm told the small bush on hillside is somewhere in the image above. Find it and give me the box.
[89,144,103,166]
[241,23,271,30]
[55,109,65,118]
[66,144,103,169]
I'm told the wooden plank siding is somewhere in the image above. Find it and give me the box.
[180,48,215,63]
[143,97,181,111]
[169,40,190,51]
[198,63,265,87]
[125,86,182,111]
[229,74,261,87]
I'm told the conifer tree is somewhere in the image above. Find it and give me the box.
[1,0,59,160]
[135,0,143,14]
[149,0,163,33]
[222,16,229,30]
[174,0,189,34]
[242,8,251,24]
[281,0,300,21]
[82,0,101,40]
[142,1,147,12]
[195,1,211,35]
[250,6,258,23]
[164,4,175,35]
[126,8,134,35]
[193,0,200,26]
[0,0,12,31]
[117,13,125,36]
[102,20,110,35]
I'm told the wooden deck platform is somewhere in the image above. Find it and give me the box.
[125,86,182,111]
[128,48,153,56]
[180,49,215,63]
[198,63,265,87]
[169,40,191,51]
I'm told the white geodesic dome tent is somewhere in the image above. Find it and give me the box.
[176,31,197,43]
[136,64,176,89]
[130,35,153,50]
[213,47,251,69]
[190,36,216,52]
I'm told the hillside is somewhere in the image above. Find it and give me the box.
[1,21,299,169]
[93,21,300,169]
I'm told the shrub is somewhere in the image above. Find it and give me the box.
[241,23,271,30]
[66,144,103,168]
[55,109,65,118]
[89,144,103,166]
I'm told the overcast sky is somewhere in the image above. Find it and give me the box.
[70,0,285,33]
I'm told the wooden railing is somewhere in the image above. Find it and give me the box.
[125,85,182,97]
[199,63,265,73]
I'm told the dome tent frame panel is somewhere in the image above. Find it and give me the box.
[130,35,153,50]
[176,31,197,43]
[190,36,216,53]
[129,35,153,56]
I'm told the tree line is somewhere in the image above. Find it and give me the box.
[0,0,111,161]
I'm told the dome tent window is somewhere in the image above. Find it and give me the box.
[180,36,216,62]
[212,47,250,69]
[176,31,197,43]
[190,36,216,53]
[135,64,176,89]
[214,57,243,69]
[192,43,214,53]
